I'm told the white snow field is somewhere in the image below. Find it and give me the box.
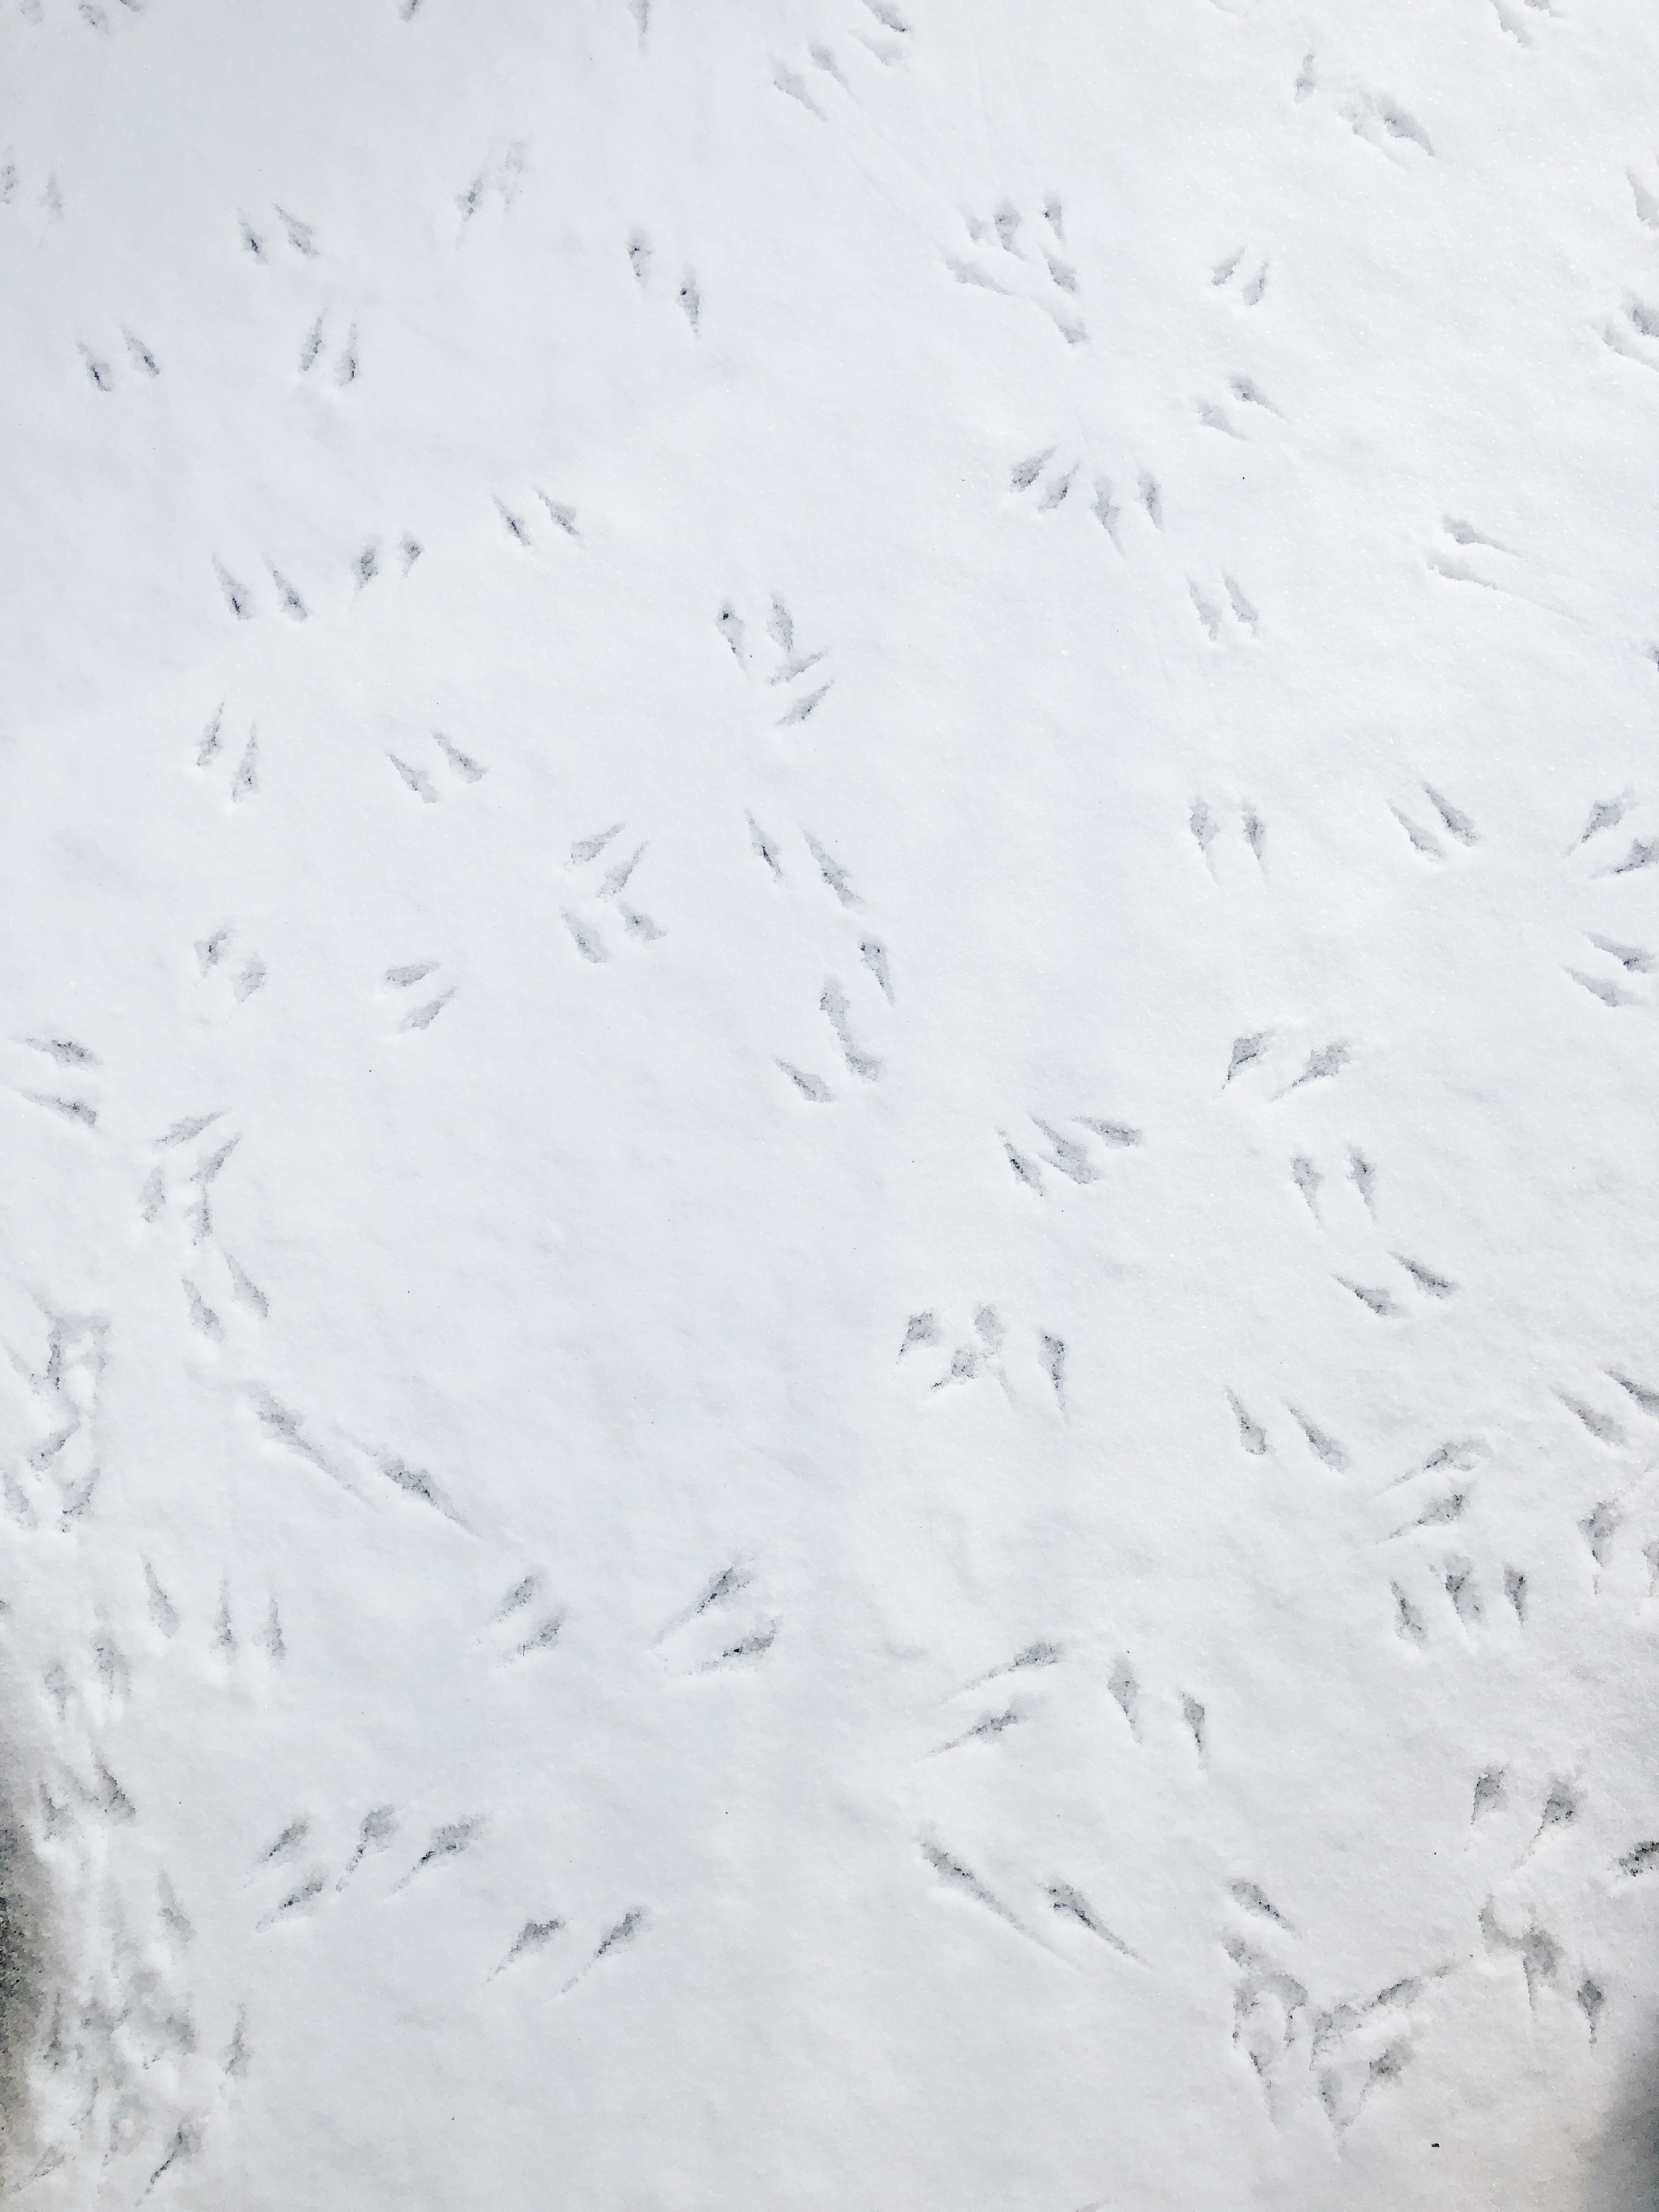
[2,1,1658,2205]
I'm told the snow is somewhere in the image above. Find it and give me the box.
[2,0,1657,2205]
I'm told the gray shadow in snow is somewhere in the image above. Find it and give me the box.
[0,1797,50,2186]
[1583,2032,1659,2211]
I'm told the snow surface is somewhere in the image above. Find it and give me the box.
[2,0,1658,2205]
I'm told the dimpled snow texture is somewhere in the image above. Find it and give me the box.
[1,3,1658,2209]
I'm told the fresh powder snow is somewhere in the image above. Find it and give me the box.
[1,2,1657,2207]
